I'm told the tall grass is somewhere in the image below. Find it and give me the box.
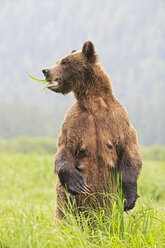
[0,153,165,247]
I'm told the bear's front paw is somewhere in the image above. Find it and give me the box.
[58,167,90,195]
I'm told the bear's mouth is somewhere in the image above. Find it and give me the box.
[47,79,59,91]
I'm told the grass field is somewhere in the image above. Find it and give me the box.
[0,153,165,247]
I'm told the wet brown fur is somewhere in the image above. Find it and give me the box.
[46,41,142,219]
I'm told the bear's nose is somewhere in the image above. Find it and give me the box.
[42,69,49,76]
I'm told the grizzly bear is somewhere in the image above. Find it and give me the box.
[42,41,142,219]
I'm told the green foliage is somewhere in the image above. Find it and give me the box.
[0,137,57,154]
[0,153,165,247]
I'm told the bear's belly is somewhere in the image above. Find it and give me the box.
[72,112,118,195]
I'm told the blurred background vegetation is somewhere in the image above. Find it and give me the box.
[0,0,164,146]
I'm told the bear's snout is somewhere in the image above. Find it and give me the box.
[42,69,49,78]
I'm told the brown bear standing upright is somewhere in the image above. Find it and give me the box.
[42,41,142,219]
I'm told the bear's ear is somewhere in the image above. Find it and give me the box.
[82,41,97,63]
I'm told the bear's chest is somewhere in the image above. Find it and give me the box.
[66,110,118,167]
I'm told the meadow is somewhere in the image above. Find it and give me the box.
[0,143,165,247]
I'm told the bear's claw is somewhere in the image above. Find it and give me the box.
[81,183,90,194]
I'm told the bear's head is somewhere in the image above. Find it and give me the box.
[42,41,98,95]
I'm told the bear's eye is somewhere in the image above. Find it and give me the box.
[106,142,113,149]
[61,59,68,65]
[80,145,86,153]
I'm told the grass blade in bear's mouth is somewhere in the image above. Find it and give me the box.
[25,72,46,82]
[25,72,49,92]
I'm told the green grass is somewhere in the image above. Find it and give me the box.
[0,153,165,248]
[25,72,49,92]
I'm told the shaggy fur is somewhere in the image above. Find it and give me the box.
[42,41,142,219]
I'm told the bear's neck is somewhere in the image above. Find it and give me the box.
[73,65,116,112]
